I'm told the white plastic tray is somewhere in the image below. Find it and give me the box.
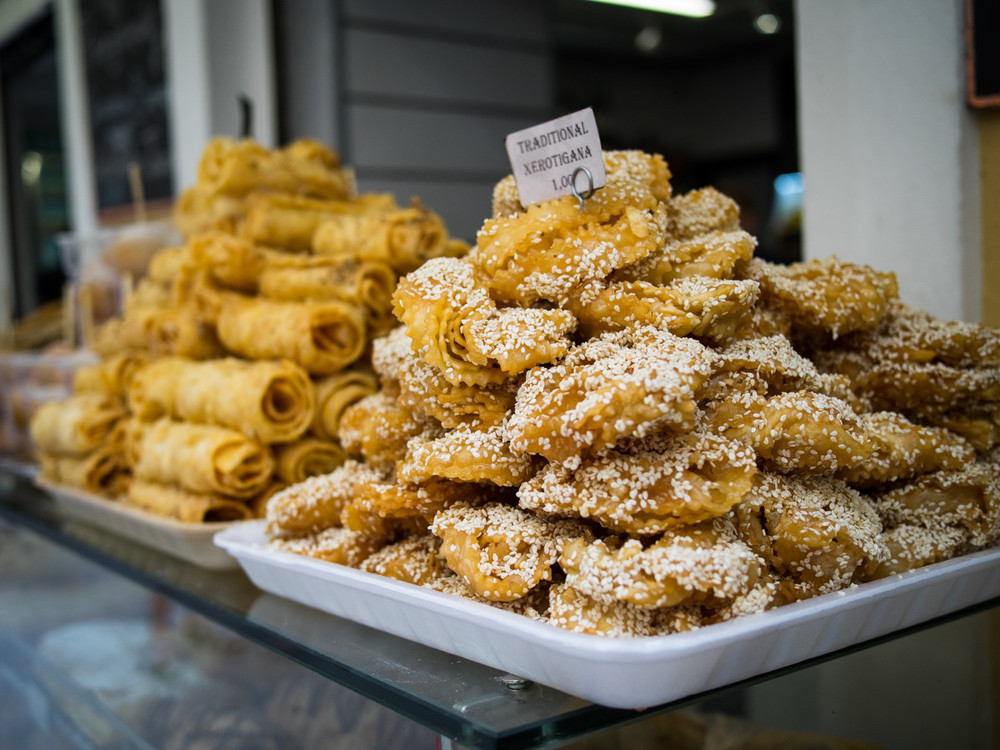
[37,479,241,570]
[214,520,1000,709]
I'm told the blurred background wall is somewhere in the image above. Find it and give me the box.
[0,0,997,745]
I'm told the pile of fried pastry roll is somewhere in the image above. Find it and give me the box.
[265,149,1000,637]
[31,136,467,522]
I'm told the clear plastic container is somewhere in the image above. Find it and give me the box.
[0,348,98,458]
[99,220,182,279]
[55,221,181,348]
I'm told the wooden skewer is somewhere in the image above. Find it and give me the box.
[79,284,95,349]
[128,161,147,223]
[121,271,134,309]
[63,283,76,348]
[1,290,13,349]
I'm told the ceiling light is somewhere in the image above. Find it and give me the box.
[634,26,663,53]
[753,13,781,34]
[586,0,715,19]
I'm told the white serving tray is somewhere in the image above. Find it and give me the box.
[214,520,1000,709]
[37,479,241,570]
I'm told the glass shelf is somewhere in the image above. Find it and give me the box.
[1,468,997,749]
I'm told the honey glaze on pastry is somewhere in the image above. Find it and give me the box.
[397,423,540,487]
[862,456,1000,580]
[392,257,575,387]
[742,256,898,338]
[734,473,888,600]
[559,516,764,609]
[506,326,717,467]
[517,430,757,535]
[259,147,1000,639]
[359,533,447,585]
[430,502,588,601]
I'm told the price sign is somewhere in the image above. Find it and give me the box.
[504,107,605,208]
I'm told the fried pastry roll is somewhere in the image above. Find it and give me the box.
[866,525,970,580]
[118,417,145,470]
[734,473,888,599]
[310,368,379,441]
[40,447,129,498]
[266,460,385,536]
[241,191,395,252]
[187,231,268,292]
[393,257,575,387]
[518,430,757,534]
[173,185,247,238]
[741,256,898,338]
[312,202,464,274]
[128,356,315,444]
[212,290,367,375]
[258,258,397,332]
[125,278,173,312]
[560,516,763,609]
[862,460,1000,580]
[147,244,195,283]
[88,318,128,358]
[30,394,127,457]
[136,306,225,360]
[431,502,587,601]
[110,305,162,350]
[126,479,253,523]
[72,351,149,400]
[369,325,411,396]
[132,418,275,499]
[249,480,287,518]
[397,423,540,487]
[713,335,830,395]
[507,326,717,467]
[197,136,355,200]
[273,438,346,484]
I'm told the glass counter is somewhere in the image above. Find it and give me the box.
[1,468,996,749]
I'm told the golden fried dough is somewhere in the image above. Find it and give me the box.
[507,326,717,467]
[518,430,756,534]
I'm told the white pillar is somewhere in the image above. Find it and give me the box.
[204,0,277,148]
[54,0,98,235]
[162,0,212,193]
[795,0,981,322]
[162,0,277,192]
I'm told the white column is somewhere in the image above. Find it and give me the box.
[204,0,277,148]
[162,0,277,194]
[53,0,98,235]
[161,0,212,193]
[795,0,981,322]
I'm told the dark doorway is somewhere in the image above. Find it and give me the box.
[1,9,71,318]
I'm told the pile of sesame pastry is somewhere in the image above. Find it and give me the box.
[265,150,1000,637]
